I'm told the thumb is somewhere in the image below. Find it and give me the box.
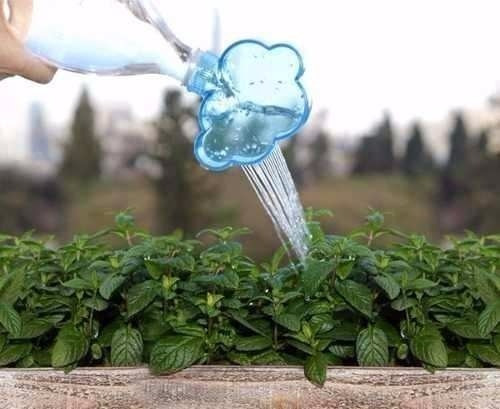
[18,52,56,83]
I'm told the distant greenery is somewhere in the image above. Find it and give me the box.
[0,210,498,386]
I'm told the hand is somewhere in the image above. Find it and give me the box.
[0,0,56,83]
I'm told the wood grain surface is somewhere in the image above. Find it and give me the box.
[0,366,498,409]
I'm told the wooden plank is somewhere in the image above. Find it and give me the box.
[0,366,498,409]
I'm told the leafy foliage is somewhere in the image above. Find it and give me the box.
[0,210,498,386]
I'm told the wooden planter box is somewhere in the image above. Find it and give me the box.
[0,366,499,409]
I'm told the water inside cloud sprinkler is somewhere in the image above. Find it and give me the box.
[187,40,310,171]
[25,0,311,171]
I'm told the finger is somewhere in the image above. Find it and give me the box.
[18,54,56,84]
[0,0,7,22]
[7,0,32,38]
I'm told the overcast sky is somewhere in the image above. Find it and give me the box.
[1,0,500,160]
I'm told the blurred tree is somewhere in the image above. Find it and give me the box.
[445,112,469,172]
[149,89,217,234]
[282,134,304,187]
[0,168,63,234]
[307,130,332,181]
[476,129,489,155]
[353,113,395,174]
[59,88,102,183]
[402,122,434,176]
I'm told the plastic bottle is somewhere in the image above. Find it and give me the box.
[26,0,310,171]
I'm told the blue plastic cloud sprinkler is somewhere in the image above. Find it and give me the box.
[25,0,311,170]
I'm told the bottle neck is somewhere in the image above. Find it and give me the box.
[184,50,220,96]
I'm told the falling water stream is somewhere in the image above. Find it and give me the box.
[242,146,310,261]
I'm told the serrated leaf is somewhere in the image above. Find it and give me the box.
[447,318,488,339]
[328,344,355,359]
[99,274,126,300]
[374,274,400,300]
[235,336,272,352]
[374,319,401,347]
[475,270,500,304]
[410,328,448,368]
[356,326,389,366]
[466,343,500,366]
[335,279,373,318]
[98,319,124,347]
[111,326,143,366]
[127,280,159,318]
[150,336,204,374]
[494,335,500,353]
[301,258,334,297]
[329,322,360,342]
[287,339,314,355]
[391,296,417,311]
[52,325,89,368]
[15,318,53,339]
[0,303,21,336]
[478,301,500,337]
[62,278,94,291]
[252,349,286,365]
[0,343,32,366]
[304,352,328,387]
[447,348,466,366]
[0,269,25,305]
[228,312,269,337]
[274,313,301,332]
[83,297,109,311]
[406,279,438,291]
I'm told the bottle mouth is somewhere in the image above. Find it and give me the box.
[184,50,219,95]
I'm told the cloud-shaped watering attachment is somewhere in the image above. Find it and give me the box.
[186,40,310,171]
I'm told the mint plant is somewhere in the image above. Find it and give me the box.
[0,210,498,386]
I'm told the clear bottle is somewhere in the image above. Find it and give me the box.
[25,0,206,83]
[25,0,310,171]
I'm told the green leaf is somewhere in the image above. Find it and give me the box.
[356,326,389,366]
[374,319,401,347]
[15,318,53,339]
[127,280,159,318]
[447,348,466,366]
[83,297,109,311]
[111,326,143,366]
[286,339,314,355]
[62,278,94,291]
[252,349,286,365]
[390,296,417,311]
[52,325,89,368]
[373,274,400,300]
[274,313,301,332]
[475,270,500,304]
[0,270,25,305]
[410,328,448,368]
[98,319,124,347]
[235,336,272,352]
[494,335,500,353]
[0,343,32,366]
[228,312,269,337]
[447,318,488,339]
[478,301,500,337]
[406,279,438,291]
[150,336,204,374]
[99,274,127,300]
[304,352,328,387]
[328,344,355,359]
[301,258,334,297]
[329,322,359,341]
[466,343,500,366]
[0,269,26,305]
[335,279,373,318]
[0,303,21,336]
